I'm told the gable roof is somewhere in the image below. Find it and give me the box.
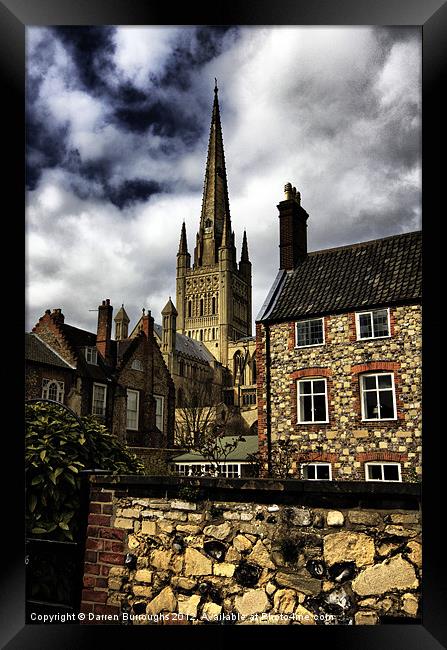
[25,333,75,370]
[259,231,421,322]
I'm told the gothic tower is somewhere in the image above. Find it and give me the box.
[176,81,252,366]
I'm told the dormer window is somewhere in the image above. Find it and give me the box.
[356,308,390,340]
[131,359,143,371]
[85,347,98,365]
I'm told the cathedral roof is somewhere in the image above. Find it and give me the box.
[153,323,215,364]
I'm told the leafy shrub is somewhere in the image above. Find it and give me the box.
[26,402,144,541]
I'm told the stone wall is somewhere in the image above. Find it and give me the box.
[256,304,422,481]
[80,476,421,625]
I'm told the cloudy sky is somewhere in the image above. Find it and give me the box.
[26,26,421,334]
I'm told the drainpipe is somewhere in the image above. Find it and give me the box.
[265,323,272,476]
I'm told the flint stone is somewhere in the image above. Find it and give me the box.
[352,555,419,596]
[146,586,176,615]
[275,571,321,596]
[234,589,270,617]
[327,511,344,527]
[324,532,375,567]
[184,547,213,576]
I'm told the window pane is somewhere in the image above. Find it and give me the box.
[313,394,327,421]
[304,465,316,479]
[373,310,389,337]
[299,381,312,395]
[363,375,377,390]
[312,380,326,394]
[359,313,373,338]
[383,465,399,481]
[316,465,330,480]
[365,391,378,419]
[379,390,395,418]
[368,465,382,480]
[48,382,58,401]
[378,374,392,389]
[300,395,313,422]
[297,319,323,346]
[127,391,137,410]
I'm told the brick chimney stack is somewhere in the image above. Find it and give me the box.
[142,309,154,340]
[96,299,113,364]
[278,182,309,270]
[51,308,65,325]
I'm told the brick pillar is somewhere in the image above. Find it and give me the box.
[97,299,113,364]
[80,486,126,622]
[141,310,154,339]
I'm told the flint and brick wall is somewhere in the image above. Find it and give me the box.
[256,304,422,481]
[80,476,421,626]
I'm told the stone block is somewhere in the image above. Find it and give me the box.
[184,547,213,576]
[275,572,321,596]
[141,521,157,536]
[146,586,176,615]
[114,518,134,530]
[171,500,197,511]
[354,611,379,625]
[235,589,270,617]
[150,550,173,571]
[135,569,152,584]
[203,522,232,540]
[247,540,275,569]
[324,532,375,567]
[202,602,222,620]
[348,511,382,526]
[178,594,201,618]
[352,555,419,596]
[213,562,235,577]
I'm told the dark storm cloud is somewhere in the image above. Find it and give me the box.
[51,26,116,94]
[26,26,421,333]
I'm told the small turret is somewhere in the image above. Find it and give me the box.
[114,304,130,341]
[161,297,177,354]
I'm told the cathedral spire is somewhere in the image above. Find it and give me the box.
[195,81,232,266]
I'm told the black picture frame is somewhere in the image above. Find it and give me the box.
[4,1,446,648]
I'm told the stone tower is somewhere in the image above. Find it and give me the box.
[176,82,252,366]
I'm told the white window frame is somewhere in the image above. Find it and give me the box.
[355,308,391,341]
[360,372,397,421]
[154,395,164,432]
[174,462,245,478]
[295,317,325,348]
[42,379,65,403]
[301,462,332,481]
[92,382,107,416]
[126,389,140,431]
[297,377,329,424]
[85,347,98,365]
[365,461,402,482]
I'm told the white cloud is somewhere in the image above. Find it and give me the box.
[26,26,421,334]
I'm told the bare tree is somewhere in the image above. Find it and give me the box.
[174,384,248,476]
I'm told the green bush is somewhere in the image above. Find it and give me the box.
[25,402,144,541]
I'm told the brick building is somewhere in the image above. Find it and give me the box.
[28,300,175,448]
[256,183,421,482]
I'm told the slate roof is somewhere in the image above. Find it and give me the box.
[172,435,258,463]
[153,323,215,364]
[260,231,421,322]
[25,333,74,369]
